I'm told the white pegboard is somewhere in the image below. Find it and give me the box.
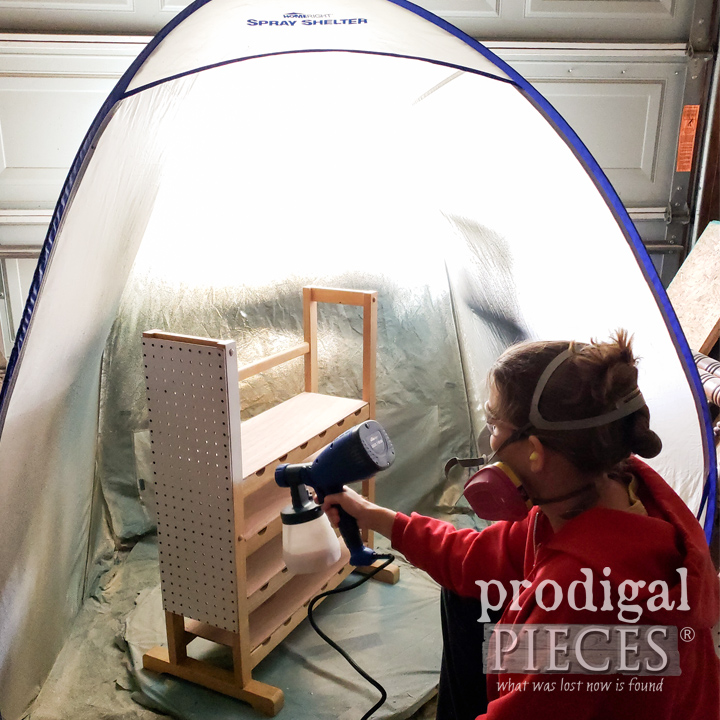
[143,334,240,632]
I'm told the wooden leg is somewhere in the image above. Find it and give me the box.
[354,559,401,585]
[165,611,188,663]
[143,614,283,715]
[142,647,284,716]
[232,633,252,686]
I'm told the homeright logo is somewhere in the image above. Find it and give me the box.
[247,13,368,26]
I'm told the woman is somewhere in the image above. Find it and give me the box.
[323,332,719,719]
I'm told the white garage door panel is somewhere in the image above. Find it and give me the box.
[421,0,501,19]
[0,77,116,206]
[0,168,69,208]
[525,0,674,19]
[0,210,50,355]
[0,37,145,77]
[540,83,662,172]
[0,0,132,10]
[535,82,665,200]
[497,49,687,207]
[427,0,695,42]
[0,0,175,34]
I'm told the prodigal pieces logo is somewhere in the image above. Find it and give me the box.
[479,567,690,678]
[484,624,680,676]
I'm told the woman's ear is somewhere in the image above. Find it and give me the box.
[527,435,545,472]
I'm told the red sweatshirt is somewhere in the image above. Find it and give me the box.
[391,457,719,719]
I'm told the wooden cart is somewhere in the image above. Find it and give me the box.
[141,287,392,715]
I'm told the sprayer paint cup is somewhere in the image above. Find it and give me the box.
[282,512,342,574]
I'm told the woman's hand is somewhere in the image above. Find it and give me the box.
[321,486,397,540]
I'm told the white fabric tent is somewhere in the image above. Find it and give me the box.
[0,0,715,717]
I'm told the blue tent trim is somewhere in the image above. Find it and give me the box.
[0,0,715,540]
[122,48,518,100]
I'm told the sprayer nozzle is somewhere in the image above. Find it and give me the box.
[275,462,311,488]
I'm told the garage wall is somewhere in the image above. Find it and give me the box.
[0,0,717,354]
[0,0,713,41]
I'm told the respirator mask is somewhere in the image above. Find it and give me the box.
[446,348,646,522]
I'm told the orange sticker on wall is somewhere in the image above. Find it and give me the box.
[676,104,700,172]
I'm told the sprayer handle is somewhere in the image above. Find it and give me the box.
[336,506,378,566]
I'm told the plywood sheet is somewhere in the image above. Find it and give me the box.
[667,222,720,354]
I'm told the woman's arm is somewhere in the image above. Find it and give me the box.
[322,486,529,599]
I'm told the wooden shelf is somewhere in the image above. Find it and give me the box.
[183,541,350,655]
[246,518,283,556]
[243,483,292,541]
[240,392,368,495]
[246,534,293,613]
[249,545,352,667]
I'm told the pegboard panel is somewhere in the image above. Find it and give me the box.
[143,333,240,632]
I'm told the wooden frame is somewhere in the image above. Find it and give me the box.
[141,287,390,715]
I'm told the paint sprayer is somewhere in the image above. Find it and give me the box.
[276,420,397,719]
[275,420,395,571]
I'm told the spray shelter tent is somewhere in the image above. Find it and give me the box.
[0,0,717,716]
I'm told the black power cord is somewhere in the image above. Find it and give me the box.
[306,553,396,720]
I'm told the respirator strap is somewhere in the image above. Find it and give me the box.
[529,349,646,431]
[444,456,487,478]
[531,481,596,506]
[444,423,532,481]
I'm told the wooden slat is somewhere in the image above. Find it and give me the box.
[308,286,376,307]
[184,618,236,647]
[246,517,283,555]
[232,549,253,684]
[303,287,318,393]
[240,402,370,500]
[245,533,292,607]
[249,549,350,649]
[248,565,293,613]
[238,343,309,381]
[362,291,378,418]
[240,392,368,480]
[142,329,228,349]
[249,558,352,667]
[242,485,290,540]
[354,559,401,585]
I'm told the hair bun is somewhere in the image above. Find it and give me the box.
[577,330,637,410]
[628,409,662,458]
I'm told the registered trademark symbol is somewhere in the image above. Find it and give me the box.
[680,627,695,642]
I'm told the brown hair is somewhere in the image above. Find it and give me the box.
[489,330,662,473]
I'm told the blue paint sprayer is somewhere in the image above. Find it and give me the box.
[275,420,395,571]
[276,420,397,718]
